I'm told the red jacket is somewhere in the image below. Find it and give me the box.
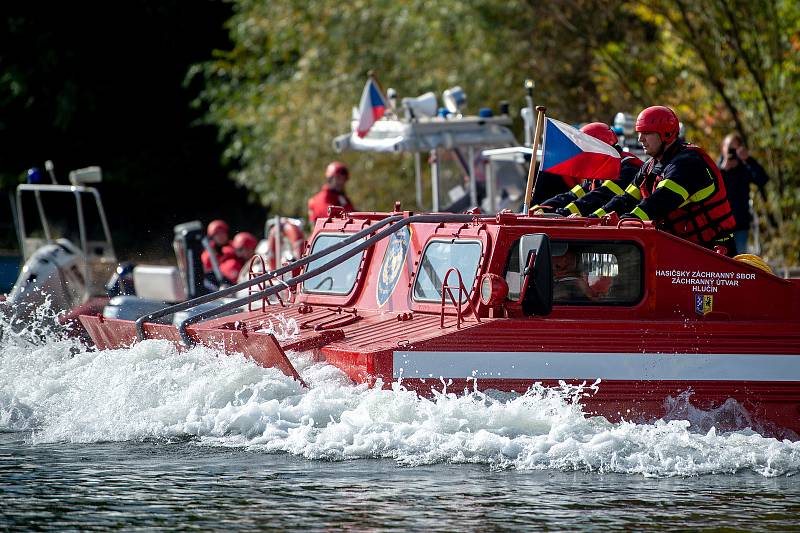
[219,255,247,284]
[201,244,234,273]
[308,185,355,223]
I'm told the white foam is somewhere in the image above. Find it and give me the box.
[0,312,798,477]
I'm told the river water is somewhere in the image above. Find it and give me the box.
[1,309,799,531]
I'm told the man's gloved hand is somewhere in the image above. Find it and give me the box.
[555,208,571,217]
[619,213,638,220]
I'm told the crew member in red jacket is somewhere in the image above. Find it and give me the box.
[307,161,356,224]
[219,232,258,284]
[592,106,736,253]
[201,219,232,273]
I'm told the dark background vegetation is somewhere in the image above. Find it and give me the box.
[1,1,263,259]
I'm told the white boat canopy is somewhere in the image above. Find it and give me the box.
[333,113,519,212]
[332,115,517,153]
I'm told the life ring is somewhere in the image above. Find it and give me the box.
[265,221,305,271]
[734,254,773,274]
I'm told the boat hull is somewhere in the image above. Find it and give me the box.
[78,212,800,440]
[319,347,800,439]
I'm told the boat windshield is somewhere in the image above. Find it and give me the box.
[303,234,365,295]
[413,240,483,302]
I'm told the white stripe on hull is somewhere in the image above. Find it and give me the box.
[392,351,800,382]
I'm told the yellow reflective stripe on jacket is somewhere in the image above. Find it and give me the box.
[656,179,689,201]
[604,180,624,196]
[570,184,586,198]
[630,206,650,221]
[593,208,607,217]
[565,202,581,215]
[688,179,716,203]
[624,184,642,200]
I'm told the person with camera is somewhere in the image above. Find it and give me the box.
[718,133,770,255]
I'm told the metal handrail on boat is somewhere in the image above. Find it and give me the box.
[245,254,286,311]
[439,267,481,329]
[134,214,405,340]
[170,213,497,346]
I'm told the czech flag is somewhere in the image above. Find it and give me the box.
[356,78,387,138]
[540,117,620,181]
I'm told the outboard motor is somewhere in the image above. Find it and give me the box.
[7,239,87,319]
[172,221,212,299]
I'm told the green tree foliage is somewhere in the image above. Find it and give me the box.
[191,0,635,218]
[194,0,799,264]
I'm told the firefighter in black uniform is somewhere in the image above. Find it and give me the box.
[591,106,736,253]
[532,122,643,216]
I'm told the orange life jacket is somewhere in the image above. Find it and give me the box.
[639,145,735,244]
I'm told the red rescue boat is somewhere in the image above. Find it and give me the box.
[80,209,800,439]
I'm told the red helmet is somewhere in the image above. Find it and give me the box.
[207,219,229,238]
[325,161,349,180]
[232,232,258,251]
[580,122,618,146]
[635,106,679,143]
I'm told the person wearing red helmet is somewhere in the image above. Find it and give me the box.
[219,231,258,284]
[534,122,643,216]
[307,161,356,224]
[201,219,233,273]
[592,106,736,252]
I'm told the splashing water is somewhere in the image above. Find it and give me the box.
[0,293,70,348]
[0,308,798,478]
[250,312,300,340]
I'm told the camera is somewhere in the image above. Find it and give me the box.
[727,147,737,159]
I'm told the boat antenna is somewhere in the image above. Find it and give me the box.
[45,160,58,184]
[524,79,535,145]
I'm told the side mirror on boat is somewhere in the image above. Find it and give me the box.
[518,233,553,316]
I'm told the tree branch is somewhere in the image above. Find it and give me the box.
[718,0,775,126]
[668,0,749,144]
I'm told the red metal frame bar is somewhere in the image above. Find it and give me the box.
[439,267,481,329]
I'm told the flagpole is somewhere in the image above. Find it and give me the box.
[522,106,546,214]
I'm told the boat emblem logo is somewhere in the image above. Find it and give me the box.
[377,225,411,307]
[694,292,713,315]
